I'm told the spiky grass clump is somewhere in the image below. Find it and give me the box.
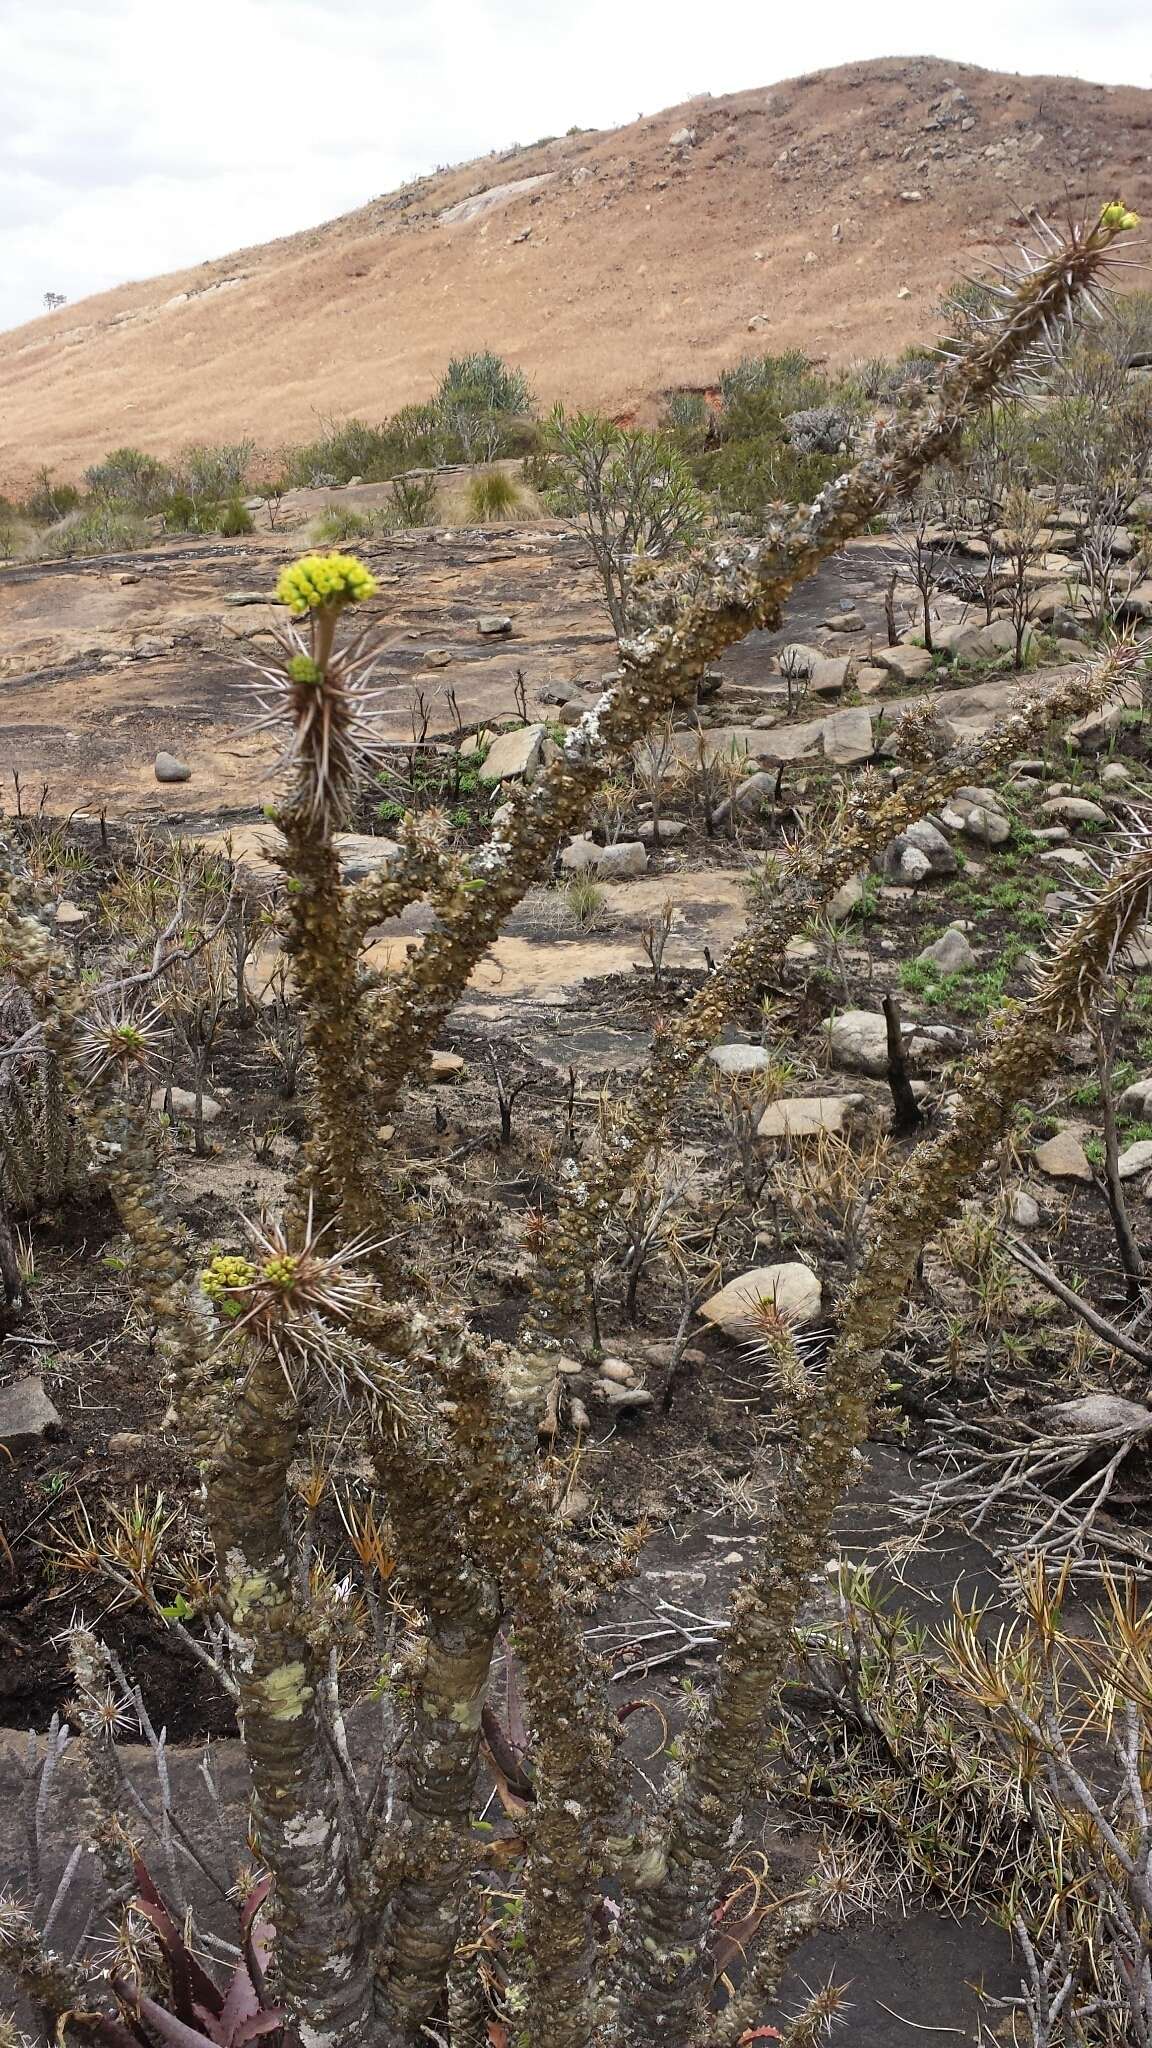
[467,469,521,522]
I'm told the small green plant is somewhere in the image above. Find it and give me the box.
[391,473,438,525]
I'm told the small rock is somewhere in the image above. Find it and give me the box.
[822,707,874,765]
[334,833,401,880]
[593,1381,654,1413]
[827,1010,891,1077]
[0,1377,62,1453]
[558,838,647,878]
[424,649,453,668]
[599,1357,636,1384]
[1120,1076,1152,1115]
[154,752,191,784]
[918,926,976,972]
[1007,1189,1041,1228]
[939,799,1011,847]
[854,665,891,699]
[108,1431,146,1454]
[225,590,272,605]
[872,643,934,683]
[477,614,513,637]
[1041,1394,1152,1436]
[1034,1130,1092,1181]
[776,642,825,680]
[637,818,688,845]
[429,1050,465,1081]
[708,1044,771,1076]
[1039,797,1108,827]
[479,725,546,783]
[809,656,852,696]
[150,1086,224,1123]
[828,875,866,922]
[757,1096,859,1139]
[1101,763,1132,788]
[699,1263,822,1339]
[1118,1140,1152,1180]
[54,900,87,926]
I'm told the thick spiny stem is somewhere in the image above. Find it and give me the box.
[529,644,1140,1344]
[359,215,1131,1119]
[613,832,1152,2043]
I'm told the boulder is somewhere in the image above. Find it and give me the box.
[0,1377,62,1453]
[822,707,874,766]
[712,772,779,826]
[429,1050,465,1081]
[478,724,546,783]
[477,614,513,637]
[708,1044,771,1077]
[757,1096,860,1139]
[699,1263,822,1339]
[827,1009,891,1077]
[1034,1130,1092,1181]
[918,926,976,972]
[872,643,934,683]
[951,620,1035,666]
[154,751,191,784]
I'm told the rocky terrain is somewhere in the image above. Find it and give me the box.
[2,54,1151,483]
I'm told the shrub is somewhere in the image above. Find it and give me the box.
[217,495,255,537]
[436,349,533,417]
[20,471,81,525]
[284,418,399,488]
[174,440,257,502]
[466,468,521,520]
[544,408,709,636]
[660,390,711,448]
[84,445,172,510]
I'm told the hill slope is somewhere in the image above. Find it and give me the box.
[3,55,1151,485]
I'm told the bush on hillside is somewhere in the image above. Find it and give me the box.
[84,446,172,511]
[34,505,149,559]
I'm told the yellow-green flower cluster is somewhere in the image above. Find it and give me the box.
[288,653,322,684]
[275,553,378,615]
[201,1253,257,1318]
[1099,201,1141,232]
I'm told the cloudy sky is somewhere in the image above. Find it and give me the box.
[3,0,1149,334]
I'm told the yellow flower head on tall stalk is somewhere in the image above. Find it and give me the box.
[275,552,378,616]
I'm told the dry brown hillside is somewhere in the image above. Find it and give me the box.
[3,53,1151,487]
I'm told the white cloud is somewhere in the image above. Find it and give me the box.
[3,0,1150,331]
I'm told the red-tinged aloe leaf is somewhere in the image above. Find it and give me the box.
[230,2011,285,2046]
[240,1882,275,1995]
[85,2008,152,2048]
[110,1982,217,2048]
[133,1896,226,2022]
[736,2028,782,2042]
[216,1960,262,2041]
